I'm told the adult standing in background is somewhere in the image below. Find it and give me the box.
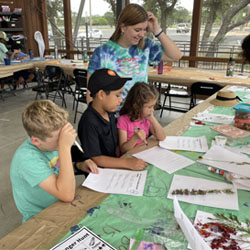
[87,3,182,104]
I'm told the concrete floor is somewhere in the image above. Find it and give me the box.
[0,86,184,239]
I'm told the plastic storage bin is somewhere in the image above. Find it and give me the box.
[233,103,250,131]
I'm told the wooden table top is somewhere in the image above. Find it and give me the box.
[0,89,221,249]
[148,67,250,87]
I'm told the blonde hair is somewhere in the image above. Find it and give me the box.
[110,4,148,49]
[22,100,68,140]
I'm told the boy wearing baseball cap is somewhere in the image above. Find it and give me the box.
[0,31,17,62]
[77,68,147,171]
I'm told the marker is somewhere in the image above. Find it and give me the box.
[208,167,224,175]
[74,140,84,153]
[137,127,148,146]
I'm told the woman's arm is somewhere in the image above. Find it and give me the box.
[147,11,182,61]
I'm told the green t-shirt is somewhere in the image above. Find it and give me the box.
[10,138,59,223]
[0,42,8,62]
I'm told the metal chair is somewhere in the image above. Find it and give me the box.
[189,82,223,108]
[73,68,88,123]
[160,84,192,117]
[32,65,67,107]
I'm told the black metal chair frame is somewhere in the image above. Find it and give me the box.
[73,68,88,123]
[160,84,192,117]
[32,65,67,108]
[189,82,223,109]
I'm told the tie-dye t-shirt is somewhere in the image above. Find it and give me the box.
[10,138,59,222]
[88,38,163,100]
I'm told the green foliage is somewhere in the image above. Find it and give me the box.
[92,16,108,26]
[104,12,115,27]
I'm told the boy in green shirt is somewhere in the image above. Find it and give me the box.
[10,100,97,222]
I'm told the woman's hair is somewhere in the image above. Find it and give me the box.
[241,34,250,63]
[110,3,148,49]
[120,82,159,121]
[22,100,68,140]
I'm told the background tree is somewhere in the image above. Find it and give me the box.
[202,0,250,56]
[46,0,64,39]
[142,0,179,32]
[104,12,115,27]
[103,0,116,25]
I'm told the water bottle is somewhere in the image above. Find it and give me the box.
[226,57,235,77]
[83,50,88,63]
[54,45,58,59]
[29,49,33,60]
[158,61,163,74]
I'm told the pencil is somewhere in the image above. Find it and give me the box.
[74,140,84,153]
[137,127,148,146]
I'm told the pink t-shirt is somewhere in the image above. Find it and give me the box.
[117,114,151,147]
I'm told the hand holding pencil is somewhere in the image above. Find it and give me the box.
[135,127,148,146]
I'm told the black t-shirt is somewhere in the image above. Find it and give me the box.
[78,103,118,158]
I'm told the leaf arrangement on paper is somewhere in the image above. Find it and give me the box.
[171,188,234,195]
[195,213,250,250]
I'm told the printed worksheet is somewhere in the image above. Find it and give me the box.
[51,226,115,250]
[174,197,211,250]
[168,175,239,210]
[159,136,208,152]
[133,146,195,174]
[82,168,147,196]
[193,112,234,124]
[198,145,250,178]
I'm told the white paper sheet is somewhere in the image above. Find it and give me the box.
[82,168,147,196]
[227,86,250,92]
[193,112,234,124]
[198,145,250,178]
[233,179,250,191]
[133,146,195,174]
[50,226,115,250]
[193,210,250,250]
[173,197,211,250]
[159,136,208,152]
[168,175,239,210]
[225,144,250,156]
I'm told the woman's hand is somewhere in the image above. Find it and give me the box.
[147,11,161,35]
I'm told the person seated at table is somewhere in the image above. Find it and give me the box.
[10,100,98,223]
[117,82,166,154]
[11,43,35,89]
[241,34,250,63]
[0,31,17,62]
[78,68,147,170]
[0,32,19,90]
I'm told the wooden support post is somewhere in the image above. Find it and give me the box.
[189,0,202,68]
[63,0,73,59]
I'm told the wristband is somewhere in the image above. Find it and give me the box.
[154,29,163,38]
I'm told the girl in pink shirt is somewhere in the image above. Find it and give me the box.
[117,82,166,154]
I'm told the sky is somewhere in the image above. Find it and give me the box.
[71,0,194,16]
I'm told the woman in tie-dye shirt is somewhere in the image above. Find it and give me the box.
[87,3,182,104]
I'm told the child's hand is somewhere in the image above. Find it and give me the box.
[145,113,155,122]
[134,127,146,141]
[59,122,77,149]
[77,159,99,174]
[126,158,147,171]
